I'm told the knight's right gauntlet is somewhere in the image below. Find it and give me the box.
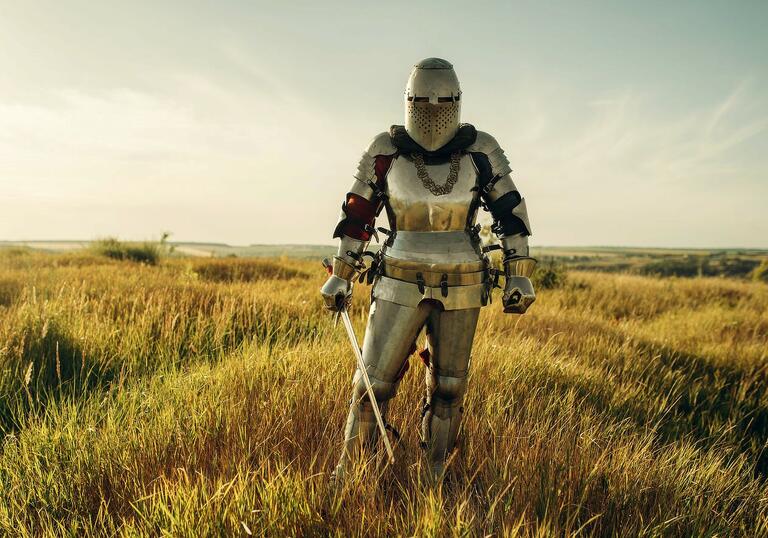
[320,235,367,311]
[321,274,352,311]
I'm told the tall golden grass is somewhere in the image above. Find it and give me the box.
[0,250,766,536]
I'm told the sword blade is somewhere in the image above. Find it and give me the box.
[340,307,395,464]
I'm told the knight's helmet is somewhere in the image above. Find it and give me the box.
[404,58,462,152]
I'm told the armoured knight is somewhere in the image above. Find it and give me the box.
[321,58,536,479]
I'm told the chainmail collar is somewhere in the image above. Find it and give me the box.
[389,123,477,162]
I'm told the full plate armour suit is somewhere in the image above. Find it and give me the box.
[321,58,536,478]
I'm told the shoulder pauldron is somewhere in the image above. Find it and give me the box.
[467,131,512,178]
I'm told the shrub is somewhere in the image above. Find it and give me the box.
[532,258,567,289]
[638,255,760,279]
[715,256,760,278]
[638,255,707,277]
[91,237,160,265]
[752,259,768,283]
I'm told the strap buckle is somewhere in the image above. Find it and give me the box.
[363,224,379,243]
[440,274,448,297]
[416,272,425,294]
[366,179,389,202]
[482,174,501,195]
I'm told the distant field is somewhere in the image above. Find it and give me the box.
[0,249,766,535]
[0,240,337,260]
[3,240,766,279]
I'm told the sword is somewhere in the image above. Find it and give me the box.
[339,307,395,464]
[323,258,395,464]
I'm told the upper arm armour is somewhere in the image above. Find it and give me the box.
[467,131,512,179]
[353,132,398,187]
[333,132,397,240]
[469,130,531,237]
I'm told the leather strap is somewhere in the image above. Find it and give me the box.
[383,264,486,287]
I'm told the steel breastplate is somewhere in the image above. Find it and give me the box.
[373,152,488,310]
[386,154,478,232]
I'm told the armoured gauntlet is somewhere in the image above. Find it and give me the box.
[500,234,537,314]
[320,236,368,311]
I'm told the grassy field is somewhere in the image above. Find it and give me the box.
[0,249,767,536]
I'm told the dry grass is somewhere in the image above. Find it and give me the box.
[0,250,767,536]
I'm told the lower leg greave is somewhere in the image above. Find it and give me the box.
[421,374,467,471]
[420,306,479,475]
[338,374,395,464]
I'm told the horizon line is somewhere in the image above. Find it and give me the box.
[2,239,767,253]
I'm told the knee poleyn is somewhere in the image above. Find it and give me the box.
[353,374,395,404]
[431,375,467,405]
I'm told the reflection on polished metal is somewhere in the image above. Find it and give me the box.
[387,154,478,232]
[504,256,537,278]
[483,174,518,203]
[502,256,537,314]
[320,274,352,311]
[329,235,368,283]
[353,133,398,186]
[502,275,536,314]
[331,256,357,281]
[377,230,490,308]
[340,307,395,464]
[501,233,529,258]
[413,152,461,195]
[467,131,512,178]
[404,58,461,152]
[384,231,484,267]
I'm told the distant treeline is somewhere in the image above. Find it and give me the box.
[566,253,768,281]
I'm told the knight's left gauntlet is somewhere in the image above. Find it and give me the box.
[500,234,537,314]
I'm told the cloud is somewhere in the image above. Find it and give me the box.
[0,60,361,242]
[480,77,768,247]
[0,59,766,247]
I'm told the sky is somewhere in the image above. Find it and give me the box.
[0,0,766,248]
